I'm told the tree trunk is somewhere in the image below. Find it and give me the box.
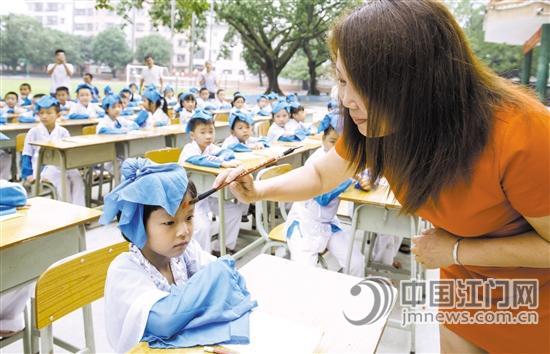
[111,68,117,78]
[307,58,320,96]
[264,63,283,95]
[258,71,264,87]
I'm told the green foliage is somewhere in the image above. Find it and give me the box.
[91,27,133,77]
[135,34,171,66]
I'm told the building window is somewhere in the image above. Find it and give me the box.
[46,3,58,11]
[87,8,94,16]
[87,23,94,31]
[136,23,145,32]
[46,16,58,25]
[177,55,186,63]
[178,39,186,47]
[74,23,86,31]
[74,8,86,16]
[60,18,64,24]
[33,3,43,11]
[193,47,205,60]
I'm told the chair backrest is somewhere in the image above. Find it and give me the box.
[82,125,96,135]
[255,120,270,137]
[254,164,293,240]
[15,133,26,153]
[167,108,175,119]
[144,147,182,164]
[34,241,128,329]
[170,117,180,125]
[214,112,229,122]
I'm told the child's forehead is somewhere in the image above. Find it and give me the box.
[193,121,214,131]
[78,89,92,95]
[234,120,250,128]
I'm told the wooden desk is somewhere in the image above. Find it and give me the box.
[0,197,101,293]
[129,254,395,353]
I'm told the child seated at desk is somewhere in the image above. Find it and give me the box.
[96,94,139,134]
[214,89,231,110]
[231,93,248,113]
[141,87,169,128]
[287,102,315,135]
[55,86,74,116]
[267,101,306,142]
[101,158,256,352]
[196,87,211,109]
[22,96,85,206]
[222,110,268,152]
[284,117,365,277]
[118,88,135,116]
[1,92,26,117]
[67,83,104,119]
[18,83,32,107]
[178,109,243,255]
[163,85,177,108]
[129,83,142,103]
[254,94,271,116]
[177,92,196,126]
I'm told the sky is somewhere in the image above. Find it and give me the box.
[0,0,28,15]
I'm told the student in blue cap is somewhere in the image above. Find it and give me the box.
[142,87,169,128]
[177,92,196,126]
[254,94,271,116]
[67,83,104,119]
[22,96,85,205]
[101,157,256,352]
[221,110,268,152]
[83,72,100,103]
[163,84,177,107]
[196,87,211,109]
[96,94,139,134]
[287,101,312,134]
[129,83,142,102]
[178,110,243,255]
[18,83,33,107]
[55,86,74,116]
[230,93,247,112]
[214,89,231,110]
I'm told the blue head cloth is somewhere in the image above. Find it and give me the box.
[120,87,132,96]
[104,85,114,96]
[143,88,162,103]
[327,100,339,110]
[204,103,217,111]
[289,101,301,111]
[145,83,157,91]
[102,94,121,111]
[271,100,289,114]
[35,95,59,112]
[189,87,199,94]
[75,83,94,94]
[99,158,189,249]
[257,95,268,102]
[0,180,27,216]
[317,112,342,134]
[286,93,299,103]
[163,84,174,94]
[229,110,254,129]
[178,92,194,101]
[267,92,278,100]
[186,109,213,133]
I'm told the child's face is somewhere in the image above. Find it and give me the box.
[107,103,122,119]
[20,86,30,97]
[292,109,306,122]
[77,89,92,106]
[144,194,195,259]
[165,91,174,99]
[83,75,92,84]
[273,109,289,127]
[120,93,130,107]
[232,120,251,143]
[4,94,17,108]
[258,98,268,108]
[199,90,209,101]
[39,107,60,128]
[217,91,225,101]
[322,129,339,151]
[56,91,69,104]
[143,98,155,112]
[191,122,215,149]
[130,85,138,93]
[233,98,245,109]
[183,99,196,112]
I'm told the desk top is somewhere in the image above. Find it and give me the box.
[0,119,99,132]
[128,254,392,353]
[339,185,401,209]
[0,197,101,249]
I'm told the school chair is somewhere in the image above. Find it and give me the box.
[254,120,270,137]
[169,117,180,125]
[236,164,328,268]
[144,147,182,164]
[0,305,31,353]
[167,108,175,120]
[214,112,229,122]
[81,126,113,207]
[34,241,129,354]
[15,133,58,200]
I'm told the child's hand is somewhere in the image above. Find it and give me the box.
[356,174,372,191]
[222,160,241,168]
[26,175,35,184]
[252,144,264,150]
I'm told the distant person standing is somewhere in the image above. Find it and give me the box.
[139,55,163,93]
[199,61,219,99]
[47,49,74,95]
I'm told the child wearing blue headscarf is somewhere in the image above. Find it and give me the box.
[67,83,104,119]
[142,87,169,128]
[163,85,177,107]
[254,94,271,116]
[284,118,365,277]
[177,92,196,126]
[221,110,268,152]
[22,96,85,205]
[96,94,139,134]
[101,158,256,352]
[178,110,243,255]
[129,83,142,102]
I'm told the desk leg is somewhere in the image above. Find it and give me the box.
[58,150,69,202]
[345,204,362,274]
[218,191,226,256]
[33,149,44,197]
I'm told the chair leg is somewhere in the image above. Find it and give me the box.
[23,303,31,354]
[82,304,96,353]
[31,298,39,354]
[260,242,272,254]
[317,254,328,269]
[39,326,53,354]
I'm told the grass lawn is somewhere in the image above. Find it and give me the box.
[0,76,129,98]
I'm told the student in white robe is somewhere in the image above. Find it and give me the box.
[284,116,365,277]
[142,87,169,128]
[214,89,231,110]
[266,100,306,142]
[96,94,139,134]
[221,110,268,152]
[100,158,256,352]
[163,85,178,108]
[254,94,271,116]
[177,110,242,255]
[21,96,85,205]
[54,86,75,116]
[177,92,196,128]
[67,83,104,119]
[195,87,211,109]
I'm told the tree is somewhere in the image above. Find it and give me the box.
[135,34,171,67]
[0,15,47,71]
[302,37,330,95]
[445,0,523,76]
[216,0,353,95]
[91,27,133,78]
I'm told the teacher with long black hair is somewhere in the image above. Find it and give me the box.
[215,1,549,352]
